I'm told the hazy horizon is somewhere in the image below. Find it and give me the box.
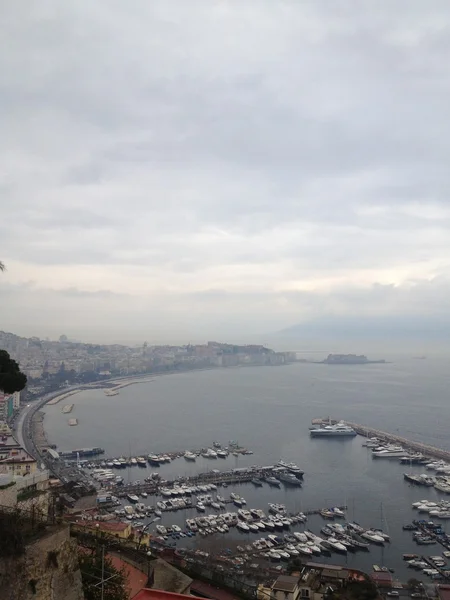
[2,2,450,345]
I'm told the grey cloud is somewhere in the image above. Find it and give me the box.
[1,1,450,341]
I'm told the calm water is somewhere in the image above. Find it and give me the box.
[43,358,450,581]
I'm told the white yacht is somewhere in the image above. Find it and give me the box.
[184,451,196,461]
[201,448,218,459]
[372,446,406,458]
[327,537,347,553]
[361,530,385,544]
[310,421,357,437]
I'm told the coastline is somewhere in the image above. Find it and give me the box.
[31,362,298,456]
[30,366,220,454]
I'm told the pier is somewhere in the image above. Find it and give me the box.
[46,389,81,405]
[109,465,303,496]
[344,421,450,462]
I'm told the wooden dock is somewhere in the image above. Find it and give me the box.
[344,421,450,461]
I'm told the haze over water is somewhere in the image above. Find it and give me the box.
[43,358,450,580]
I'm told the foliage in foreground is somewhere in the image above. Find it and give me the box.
[79,550,130,600]
[0,349,27,394]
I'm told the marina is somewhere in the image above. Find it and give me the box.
[42,359,450,583]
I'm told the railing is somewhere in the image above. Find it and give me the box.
[13,470,49,491]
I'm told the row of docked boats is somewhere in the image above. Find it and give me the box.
[241,526,382,559]
[404,553,448,578]
[405,472,450,494]
[184,506,308,537]
[412,500,450,519]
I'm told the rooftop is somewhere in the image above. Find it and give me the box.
[85,520,130,533]
[0,434,20,448]
[272,575,299,592]
[370,571,393,587]
[0,446,36,464]
[153,558,192,594]
[132,590,193,600]
[438,585,450,600]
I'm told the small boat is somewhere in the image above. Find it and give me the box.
[279,472,302,486]
[196,503,206,512]
[331,507,345,517]
[201,449,218,459]
[137,457,147,467]
[320,509,335,519]
[127,494,139,503]
[130,458,137,466]
[403,553,419,561]
[237,521,250,532]
[251,478,263,487]
[184,451,196,461]
[361,530,385,544]
[266,477,281,487]
[326,537,348,553]
[148,455,161,466]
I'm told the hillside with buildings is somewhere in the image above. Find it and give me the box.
[0,330,296,396]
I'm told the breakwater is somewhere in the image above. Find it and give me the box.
[345,421,450,461]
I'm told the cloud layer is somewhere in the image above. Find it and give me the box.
[1,1,450,343]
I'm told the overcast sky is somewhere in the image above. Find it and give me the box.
[1,1,450,344]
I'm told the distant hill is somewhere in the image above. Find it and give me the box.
[278,315,450,341]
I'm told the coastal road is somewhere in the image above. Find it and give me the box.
[15,385,84,472]
[15,400,38,450]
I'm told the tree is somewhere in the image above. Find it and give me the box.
[0,261,5,271]
[0,350,27,394]
[79,550,129,600]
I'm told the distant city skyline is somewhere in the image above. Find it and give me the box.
[1,2,450,344]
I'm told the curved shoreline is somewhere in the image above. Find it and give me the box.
[27,362,291,462]
[28,367,220,457]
